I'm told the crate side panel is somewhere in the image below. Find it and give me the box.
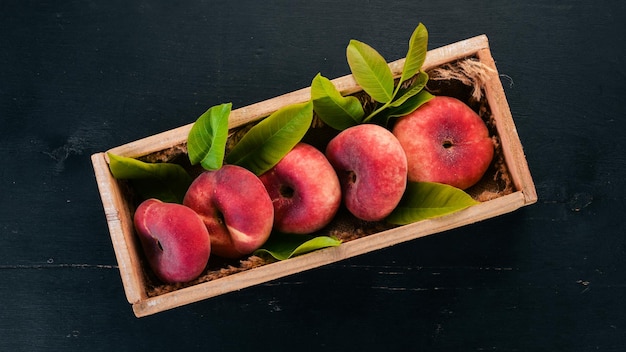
[476,48,538,204]
[91,153,147,303]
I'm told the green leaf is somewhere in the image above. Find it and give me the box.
[346,39,394,103]
[390,71,429,108]
[398,23,429,85]
[386,182,479,225]
[187,103,231,171]
[225,101,314,176]
[370,89,434,127]
[388,89,434,117]
[107,153,193,203]
[254,232,342,261]
[311,73,364,130]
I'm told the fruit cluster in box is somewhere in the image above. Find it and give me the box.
[92,24,536,316]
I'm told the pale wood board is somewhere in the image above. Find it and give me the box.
[91,34,537,317]
[91,153,147,303]
[475,47,537,203]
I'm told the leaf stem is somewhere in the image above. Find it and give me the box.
[362,101,391,123]
[362,75,409,123]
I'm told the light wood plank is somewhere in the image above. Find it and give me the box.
[91,153,147,303]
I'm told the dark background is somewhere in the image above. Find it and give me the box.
[2,1,625,351]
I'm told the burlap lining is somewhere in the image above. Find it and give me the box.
[131,56,514,297]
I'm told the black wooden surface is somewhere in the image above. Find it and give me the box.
[2,1,625,351]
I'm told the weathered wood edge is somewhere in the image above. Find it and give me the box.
[475,46,538,204]
[132,191,527,317]
[91,153,147,303]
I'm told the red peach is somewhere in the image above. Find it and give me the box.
[392,96,494,190]
[133,198,211,284]
[183,164,274,258]
[325,124,408,221]
[259,143,341,234]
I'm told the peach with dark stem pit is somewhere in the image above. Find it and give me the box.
[259,143,341,234]
[392,96,494,190]
[325,124,408,221]
[183,164,274,258]
[133,198,211,284]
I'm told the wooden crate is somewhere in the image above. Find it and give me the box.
[91,34,537,317]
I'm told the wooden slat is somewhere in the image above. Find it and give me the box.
[91,153,147,303]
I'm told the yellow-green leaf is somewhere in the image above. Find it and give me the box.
[398,23,429,85]
[225,101,313,176]
[187,103,231,170]
[386,181,479,225]
[346,39,394,103]
[390,71,430,108]
[370,89,434,126]
[254,233,342,261]
[107,153,192,203]
[311,73,364,130]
